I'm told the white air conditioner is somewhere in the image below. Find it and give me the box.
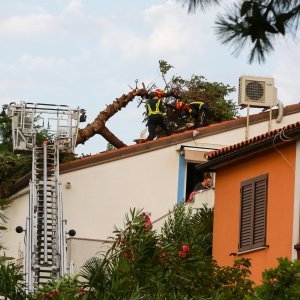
[238,76,277,108]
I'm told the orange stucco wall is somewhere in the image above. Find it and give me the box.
[213,142,296,284]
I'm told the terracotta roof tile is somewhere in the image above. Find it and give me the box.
[205,121,300,160]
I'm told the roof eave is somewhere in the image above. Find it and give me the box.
[196,127,300,172]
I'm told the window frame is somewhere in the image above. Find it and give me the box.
[238,174,268,252]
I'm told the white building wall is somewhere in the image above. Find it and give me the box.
[2,111,300,269]
[67,238,111,275]
[152,189,215,231]
[2,189,29,262]
[61,144,180,241]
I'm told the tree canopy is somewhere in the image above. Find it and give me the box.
[0,116,31,199]
[153,60,238,133]
[178,0,300,63]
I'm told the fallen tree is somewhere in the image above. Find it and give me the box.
[76,87,181,148]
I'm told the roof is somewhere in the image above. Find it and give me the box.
[12,103,300,194]
[206,122,300,160]
[196,121,300,171]
[61,103,300,173]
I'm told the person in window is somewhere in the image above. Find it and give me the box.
[188,174,213,202]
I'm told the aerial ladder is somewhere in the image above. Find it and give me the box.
[6,102,83,293]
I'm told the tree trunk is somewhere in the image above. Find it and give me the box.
[100,126,127,148]
[76,88,180,148]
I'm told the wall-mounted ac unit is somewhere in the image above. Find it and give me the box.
[238,76,277,108]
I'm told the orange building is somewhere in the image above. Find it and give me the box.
[197,122,300,283]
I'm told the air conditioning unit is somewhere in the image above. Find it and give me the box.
[238,76,277,108]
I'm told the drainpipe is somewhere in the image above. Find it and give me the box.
[292,140,300,259]
[276,100,284,123]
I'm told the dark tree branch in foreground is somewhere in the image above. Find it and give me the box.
[216,1,300,63]
[179,0,300,63]
[178,0,219,13]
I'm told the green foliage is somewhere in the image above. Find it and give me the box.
[215,258,254,299]
[80,257,109,297]
[18,210,300,299]
[0,151,31,199]
[31,276,87,300]
[0,116,13,152]
[161,204,213,255]
[78,205,253,299]
[159,60,174,86]
[14,205,256,299]
[106,143,116,151]
[250,258,300,300]
[0,259,26,299]
[0,115,31,200]
[146,60,238,133]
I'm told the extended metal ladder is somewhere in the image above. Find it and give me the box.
[26,142,66,289]
[7,102,82,293]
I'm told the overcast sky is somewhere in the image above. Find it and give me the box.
[1,0,299,154]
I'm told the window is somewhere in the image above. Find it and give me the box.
[239,174,268,252]
[185,163,203,200]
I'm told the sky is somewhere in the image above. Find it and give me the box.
[0,0,300,155]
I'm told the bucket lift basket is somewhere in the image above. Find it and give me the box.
[7,102,81,152]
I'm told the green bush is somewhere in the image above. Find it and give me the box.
[22,205,255,299]
[31,276,87,300]
[79,205,254,299]
[0,257,26,299]
[250,258,300,300]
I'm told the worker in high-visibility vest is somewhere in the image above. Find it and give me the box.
[176,100,211,128]
[189,101,211,128]
[146,89,170,140]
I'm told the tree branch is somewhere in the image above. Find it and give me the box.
[99,126,127,149]
[76,88,182,148]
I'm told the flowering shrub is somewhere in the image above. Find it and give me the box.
[78,206,254,299]
[31,276,87,300]
[5,206,300,299]
[141,211,152,229]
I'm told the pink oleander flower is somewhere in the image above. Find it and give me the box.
[78,288,86,296]
[144,220,152,229]
[141,212,152,229]
[178,250,187,258]
[182,245,190,252]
